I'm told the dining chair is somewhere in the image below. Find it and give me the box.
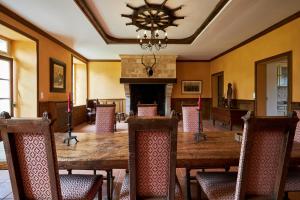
[196,111,298,200]
[86,99,98,124]
[137,103,157,117]
[182,104,202,133]
[95,103,116,133]
[0,117,103,200]
[284,110,300,199]
[95,103,116,199]
[119,117,184,200]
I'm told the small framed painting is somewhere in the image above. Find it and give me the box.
[181,80,202,94]
[50,58,66,93]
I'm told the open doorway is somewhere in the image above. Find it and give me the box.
[255,52,292,116]
[211,72,224,108]
[0,24,38,118]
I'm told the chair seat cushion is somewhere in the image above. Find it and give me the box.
[196,172,237,200]
[120,173,184,200]
[285,167,300,192]
[60,174,103,200]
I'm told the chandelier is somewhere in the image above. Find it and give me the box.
[138,30,167,51]
[122,0,184,51]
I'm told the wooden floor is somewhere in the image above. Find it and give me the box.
[0,120,299,199]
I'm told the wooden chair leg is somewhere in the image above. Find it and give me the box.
[284,192,289,200]
[98,184,102,200]
[106,169,113,200]
[197,181,202,200]
[185,168,192,200]
[94,170,97,175]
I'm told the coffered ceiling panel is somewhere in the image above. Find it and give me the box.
[0,0,299,60]
[86,0,220,39]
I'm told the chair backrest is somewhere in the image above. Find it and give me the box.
[137,104,157,117]
[95,104,116,133]
[182,105,199,133]
[128,117,178,200]
[235,111,298,200]
[0,118,61,200]
[293,110,300,142]
[86,99,97,110]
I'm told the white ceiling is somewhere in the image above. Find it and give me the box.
[88,0,220,39]
[0,0,299,60]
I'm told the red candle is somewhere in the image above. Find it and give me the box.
[198,95,202,110]
[67,93,71,113]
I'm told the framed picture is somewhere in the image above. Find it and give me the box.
[181,80,202,94]
[50,58,66,93]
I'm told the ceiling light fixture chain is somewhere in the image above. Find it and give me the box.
[122,0,184,51]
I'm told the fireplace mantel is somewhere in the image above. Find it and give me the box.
[120,78,177,84]
[120,54,177,115]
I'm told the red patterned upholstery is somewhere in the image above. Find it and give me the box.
[60,175,103,200]
[182,106,199,133]
[1,119,103,200]
[15,132,53,199]
[120,174,184,200]
[121,118,182,200]
[137,106,157,117]
[238,130,284,195]
[197,113,297,199]
[136,130,170,196]
[95,105,115,133]
[285,167,300,192]
[196,172,237,200]
[294,110,300,142]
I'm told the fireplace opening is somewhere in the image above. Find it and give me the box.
[130,84,166,115]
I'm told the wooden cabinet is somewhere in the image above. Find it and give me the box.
[212,107,248,130]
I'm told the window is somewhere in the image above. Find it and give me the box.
[72,59,87,106]
[0,56,13,115]
[0,38,9,54]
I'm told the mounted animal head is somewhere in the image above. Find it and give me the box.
[141,54,156,77]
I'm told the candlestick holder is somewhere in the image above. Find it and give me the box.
[63,111,79,146]
[194,108,206,143]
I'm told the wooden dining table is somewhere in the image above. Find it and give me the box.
[56,131,300,169]
[55,131,300,200]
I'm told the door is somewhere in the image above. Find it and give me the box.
[212,72,224,107]
[0,56,13,116]
[255,52,291,116]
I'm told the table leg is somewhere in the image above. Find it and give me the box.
[106,170,112,200]
[185,168,191,200]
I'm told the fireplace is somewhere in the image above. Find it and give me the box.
[130,84,166,115]
[120,54,177,115]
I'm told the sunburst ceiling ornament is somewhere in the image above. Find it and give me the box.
[121,0,184,51]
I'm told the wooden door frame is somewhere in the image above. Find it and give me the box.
[0,20,39,117]
[211,71,224,108]
[0,55,13,116]
[254,51,292,116]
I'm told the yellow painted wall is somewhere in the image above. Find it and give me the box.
[0,11,83,102]
[211,18,300,101]
[73,63,87,106]
[88,62,125,99]
[172,62,211,98]
[11,40,37,117]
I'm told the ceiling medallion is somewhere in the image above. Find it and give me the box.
[122,0,184,51]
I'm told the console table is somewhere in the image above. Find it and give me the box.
[212,107,248,130]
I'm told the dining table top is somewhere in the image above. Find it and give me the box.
[55,131,300,170]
